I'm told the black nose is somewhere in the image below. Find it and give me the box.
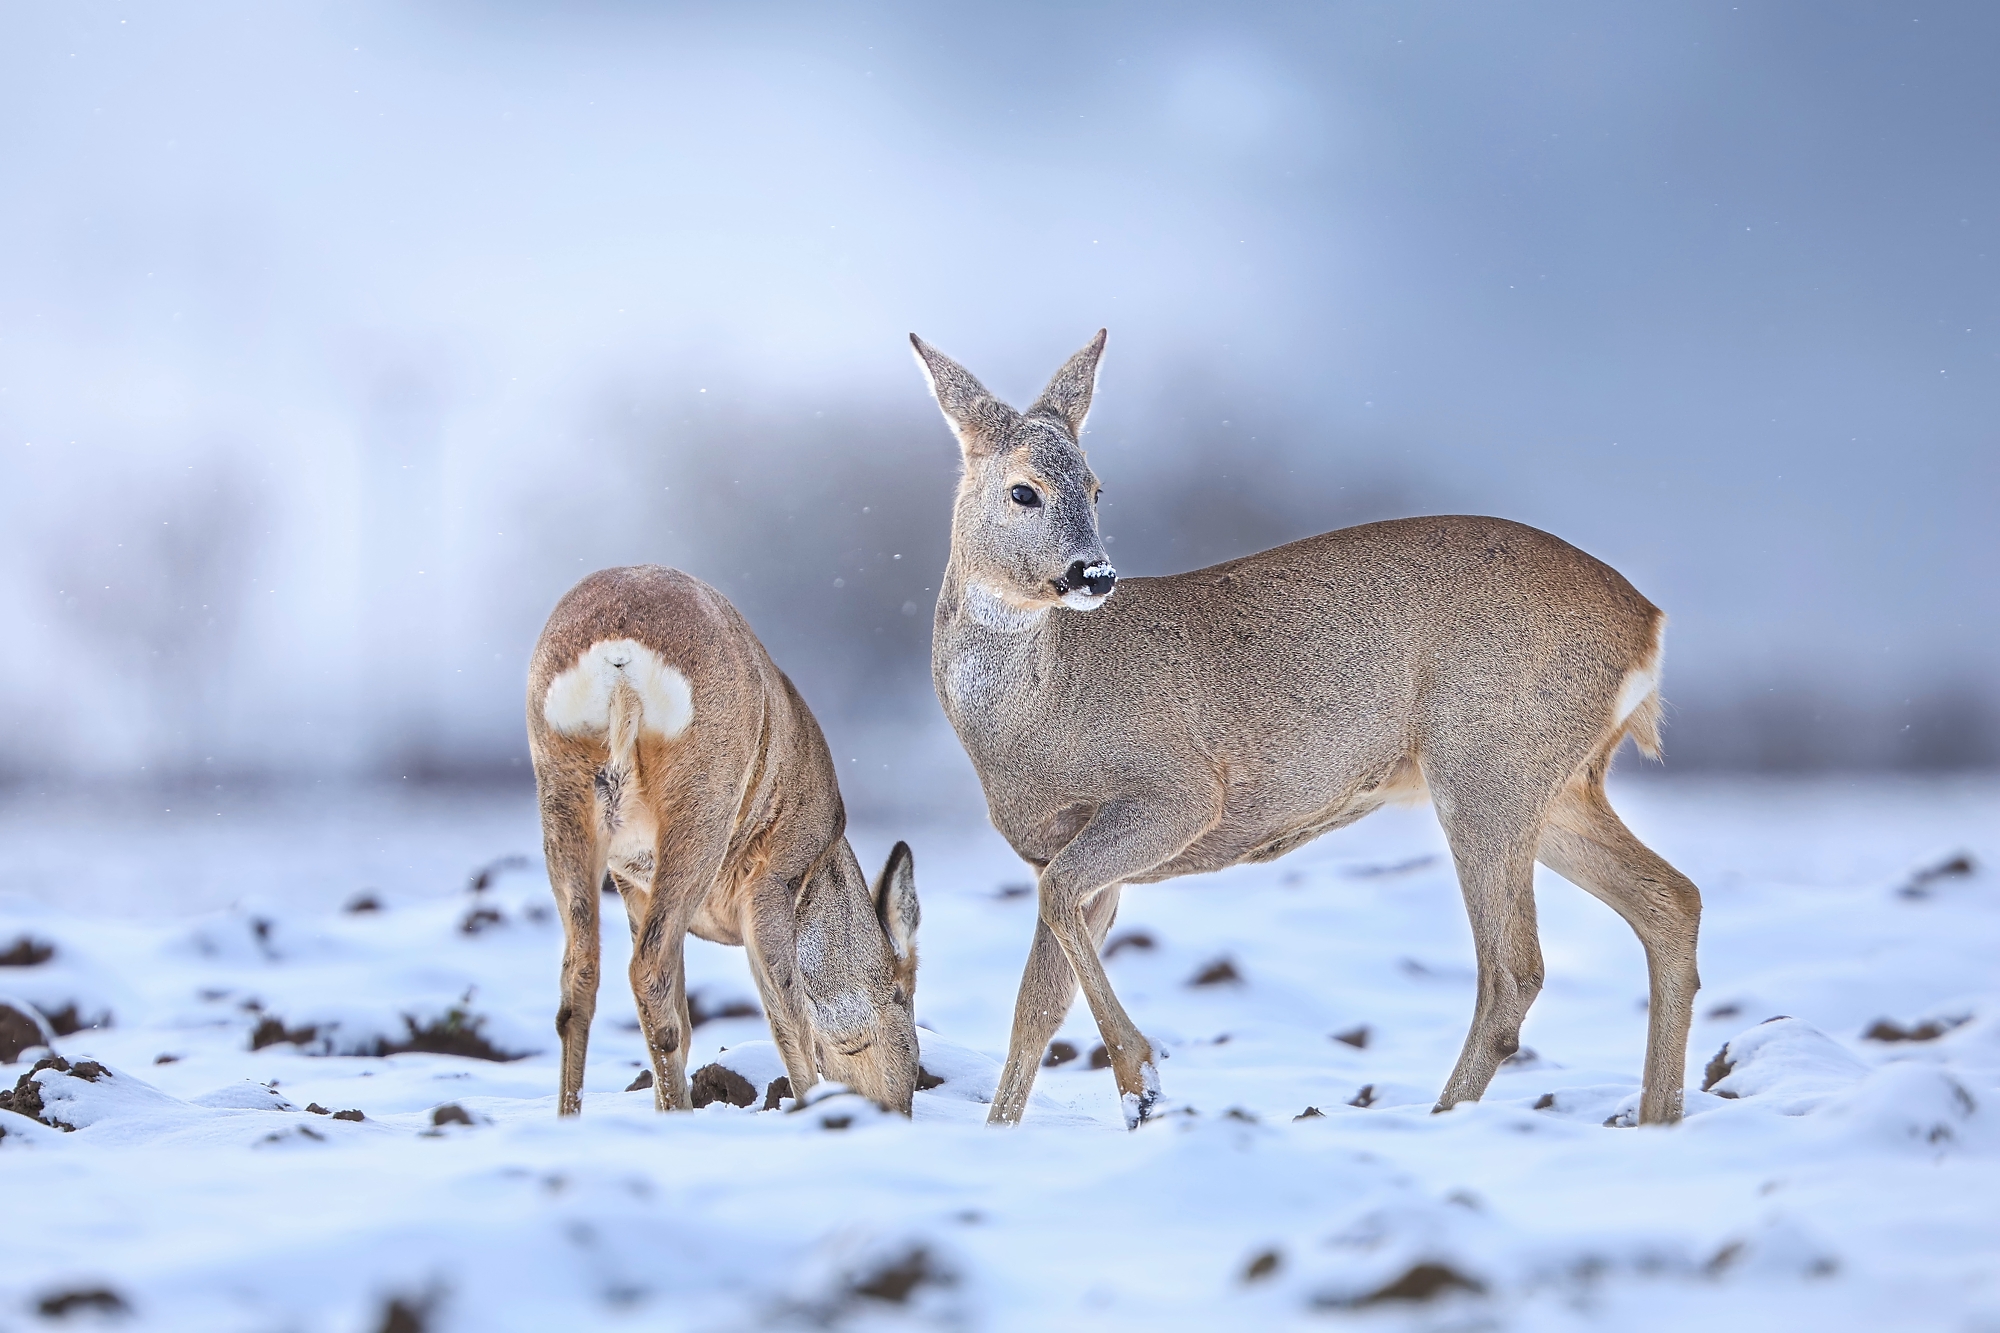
[1062,559,1117,597]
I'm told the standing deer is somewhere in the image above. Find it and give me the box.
[527,565,922,1116]
[911,330,1701,1128]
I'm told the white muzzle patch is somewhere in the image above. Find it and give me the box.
[542,638,694,739]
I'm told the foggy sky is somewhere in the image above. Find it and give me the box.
[2,1,1995,805]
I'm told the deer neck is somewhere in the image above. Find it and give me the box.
[933,559,1062,739]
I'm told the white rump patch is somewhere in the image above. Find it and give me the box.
[541,638,693,739]
[1613,664,1657,726]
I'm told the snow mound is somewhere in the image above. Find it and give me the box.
[1702,1017,1869,1112]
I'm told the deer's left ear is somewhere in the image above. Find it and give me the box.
[872,841,919,976]
[1026,329,1107,440]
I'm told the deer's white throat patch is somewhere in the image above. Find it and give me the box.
[542,638,693,739]
[963,580,1051,632]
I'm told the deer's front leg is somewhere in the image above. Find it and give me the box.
[1012,792,1218,1130]
[987,888,1122,1126]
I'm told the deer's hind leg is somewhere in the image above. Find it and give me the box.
[742,871,819,1099]
[1537,773,1702,1124]
[629,802,735,1112]
[539,762,608,1117]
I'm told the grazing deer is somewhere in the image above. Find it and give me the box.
[527,565,921,1116]
[911,331,1700,1128]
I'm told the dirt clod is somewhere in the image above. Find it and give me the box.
[38,1003,107,1036]
[458,906,505,935]
[1706,1002,1742,1019]
[763,1076,793,1110]
[1335,1261,1485,1307]
[344,893,383,913]
[687,991,762,1029]
[430,1103,473,1126]
[916,1065,945,1090]
[626,1069,654,1092]
[1042,1040,1078,1067]
[1533,1093,1557,1110]
[250,1017,320,1052]
[1701,1043,1736,1095]
[1332,1025,1370,1049]
[0,935,54,967]
[376,1009,525,1062]
[1189,957,1242,987]
[36,1286,129,1318]
[1087,1044,1111,1070]
[1898,851,1976,899]
[306,1102,330,1114]
[375,1290,437,1333]
[332,1108,365,1121]
[1,1000,50,1062]
[1348,1084,1376,1108]
[1294,1106,1325,1120]
[1103,930,1156,958]
[849,1244,952,1304]
[1242,1248,1282,1282]
[690,1063,757,1108]
[1864,1016,1966,1043]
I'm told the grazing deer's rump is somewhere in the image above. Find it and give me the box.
[526,565,920,1117]
[911,330,1700,1129]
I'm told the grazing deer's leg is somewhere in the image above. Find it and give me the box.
[1425,764,1552,1115]
[542,774,607,1118]
[987,885,1122,1126]
[630,827,732,1112]
[1538,780,1702,1125]
[1021,794,1217,1129]
[742,873,820,1097]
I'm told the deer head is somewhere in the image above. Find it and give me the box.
[911,331,1116,616]
[795,839,923,1112]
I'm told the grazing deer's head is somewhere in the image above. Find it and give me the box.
[796,839,923,1112]
[911,331,1117,616]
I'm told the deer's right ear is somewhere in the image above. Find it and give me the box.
[910,334,1013,456]
[872,840,919,981]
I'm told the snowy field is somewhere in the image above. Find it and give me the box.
[2,774,1997,1331]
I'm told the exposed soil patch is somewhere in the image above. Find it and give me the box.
[762,1076,793,1110]
[37,1003,109,1036]
[690,1062,757,1108]
[1898,851,1976,900]
[626,1069,653,1092]
[1,1000,51,1062]
[1864,1016,1968,1043]
[36,1286,130,1318]
[467,854,530,893]
[1087,1044,1111,1070]
[1533,1093,1558,1110]
[994,881,1033,900]
[1103,930,1155,959]
[1706,1002,1742,1019]
[375,1009,526,1062]
[848,1244,954,1305]
[344,893,383,913]
[1701,1044,1736,1096]
[430,1103,473,1127]
[1242,1248,1282,1282]
[1293,1106,1325,1121]
[0,935,54,967]
[458,906,506,935]
[1,1054,110,1130]
[250,1017,322,1052]
[1348,1084,1376,1108]
[1189,957,1242,987]
[333,1108,365,1121]
[1323,1261,1485,1308]
[375,1288,440,1333]
[687,991,761,1028]
[1332,1025,1370,1049]
[1042,1040,1078,1068]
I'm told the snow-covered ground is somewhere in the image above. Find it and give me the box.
[2,774,1996,1331]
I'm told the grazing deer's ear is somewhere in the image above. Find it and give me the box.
[1027,329,1107,441]
[872,840,919,971]
[910,334,1014,456]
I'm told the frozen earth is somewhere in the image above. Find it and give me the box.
[1,775,1996,1331]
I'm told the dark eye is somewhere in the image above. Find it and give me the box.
[1009,484,1042,508]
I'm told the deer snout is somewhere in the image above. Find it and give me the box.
[1055,559,1117,599]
